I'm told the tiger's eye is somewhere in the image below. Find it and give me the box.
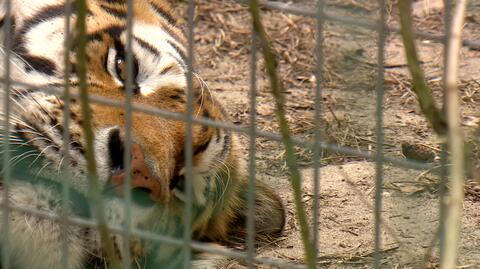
[114,53,139,85]
[115,57,127,82]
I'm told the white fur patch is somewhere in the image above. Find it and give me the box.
[11,0,65,28]
[173,174,209,206]
[24,17,66,74]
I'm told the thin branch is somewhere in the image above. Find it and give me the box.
[248,1,315,268]
[397,0,447,136]
[75,0,121,268]
[441,0,468,268]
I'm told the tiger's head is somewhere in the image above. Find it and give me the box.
[4,0,236,203]
[0,0,284,266]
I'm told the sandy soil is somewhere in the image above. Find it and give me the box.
[172,0,480,267]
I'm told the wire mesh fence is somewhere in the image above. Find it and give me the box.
[0,0,479,268]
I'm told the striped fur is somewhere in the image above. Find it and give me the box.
[0,0,284,268]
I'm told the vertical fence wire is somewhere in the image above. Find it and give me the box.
[373,0,387,267]
[246,29,257,268]
[183,0,196,267]
[438,144,448,263]
[439,0,452,263]
[122,0,135,268]
[312,0,325,260]
[1,0,12,268]
[60,1,74,267]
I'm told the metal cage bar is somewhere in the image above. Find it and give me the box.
[60,1,74,268]
[1,0,12,268]
[183,0,196,267]
[373,0,387,267]
[312,0,325,260]
[122,0,135,267]
[246,24,258,269]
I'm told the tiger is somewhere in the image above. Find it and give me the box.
[0,0,285,268]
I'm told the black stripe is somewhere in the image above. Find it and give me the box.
[161,22,186,45]
[166,40,187,65]
[201,110,211,132]
[48,81,104,89]
[169,175,183,190]
[20,3,74,35]
[149,3,176,25]
[71,141,85,155]
[88,25,125,40]
[87,33,104,42]
[106,25,125,38]
[0,17,4,28]
[219,133,231,159]
[215,129,221,143]
[48,112,59,128]
[193,139,211,155]
[168,88,185,100]
[168,94,185,99]
[23,55,56,75]
[168,94,184,101]
[11,88,31,100]
[54,121,64,135]
[134,37,160,56]
[99,4,126,18]
[160,64,174,75]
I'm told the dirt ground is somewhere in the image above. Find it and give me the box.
[172,0,480,267]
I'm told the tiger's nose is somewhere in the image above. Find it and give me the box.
[110,143,167,202]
